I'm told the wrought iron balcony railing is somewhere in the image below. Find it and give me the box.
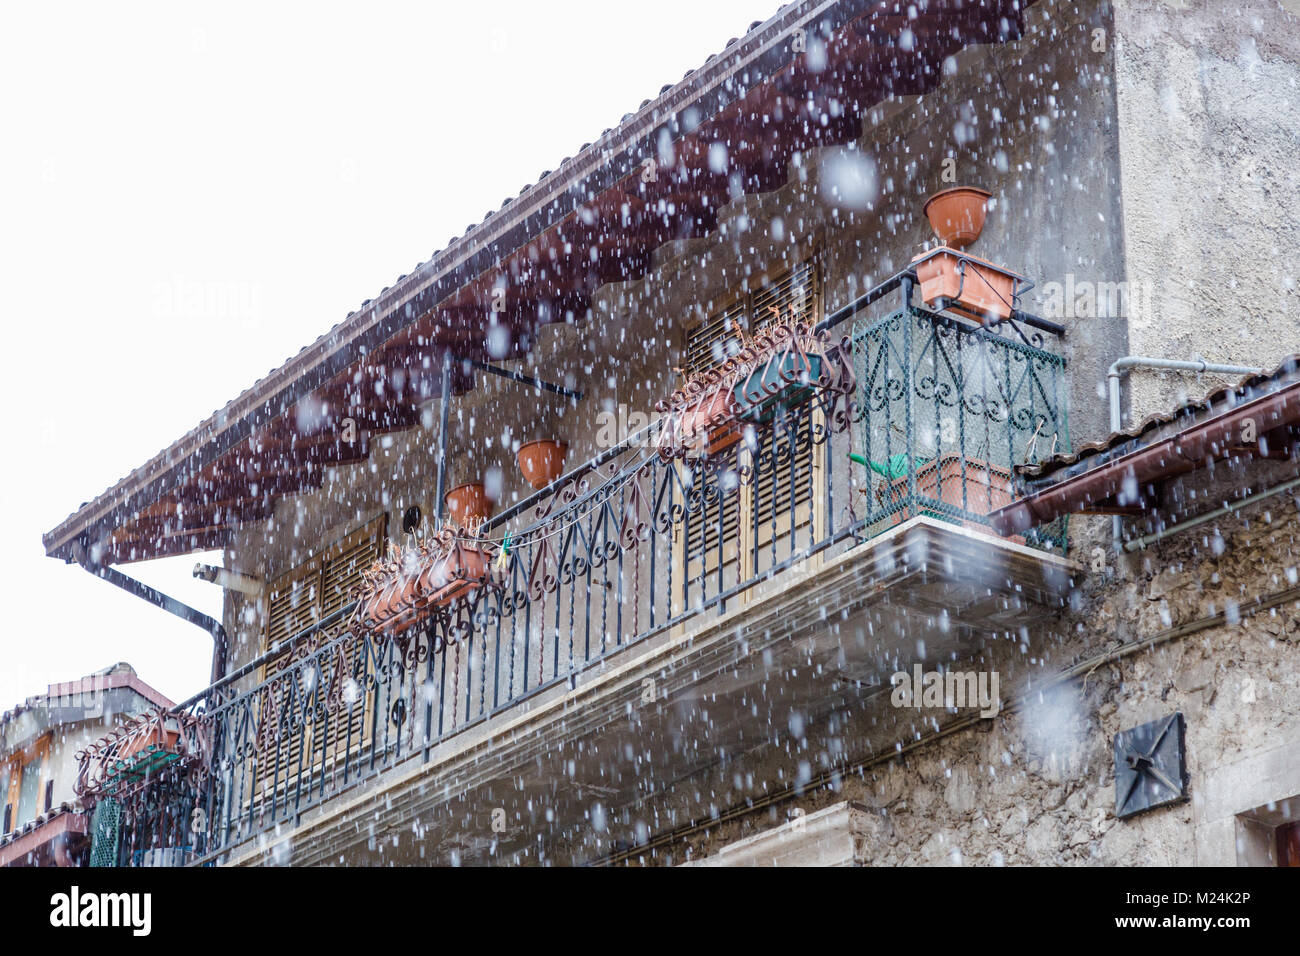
[96,270,1068,866]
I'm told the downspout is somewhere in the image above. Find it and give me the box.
[1106,356,1263,550]
[434,350,452,527]
[71,541,229,684]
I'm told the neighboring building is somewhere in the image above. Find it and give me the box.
[0,664,172,867]
[41,0,1300,866]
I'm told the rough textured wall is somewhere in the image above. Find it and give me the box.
[672,478,1300,867]
[1113,0,1300,424]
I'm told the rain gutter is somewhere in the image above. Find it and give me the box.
[1122,473,1300,553]
[990,378,1300,537]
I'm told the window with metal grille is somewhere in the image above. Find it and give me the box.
[254,516,387,803]
[681,259,820,594]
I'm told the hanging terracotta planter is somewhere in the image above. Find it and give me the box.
[419,546,491,609]
[444,481,494,526]
[360,544,492,635]
[117,724,181,764]
[75,708,205,801]
[656,320,856,461]
[923,186,991,248]
[105,714,189,781]
[677,384,743,456]
[517,440,569,489]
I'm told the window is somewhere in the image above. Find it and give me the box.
[17,753,43,826]
[261,516,388,667]
[1279,820,1300,867]
[678,259,822,606]
[44,779,54,814]
[0,760,11,834]
[254,516,387,801]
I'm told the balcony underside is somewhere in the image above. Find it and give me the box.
[224,516,1076,866]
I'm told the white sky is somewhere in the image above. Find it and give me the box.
[0,0,774,708]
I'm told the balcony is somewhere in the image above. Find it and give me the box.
[90,271,1076,866]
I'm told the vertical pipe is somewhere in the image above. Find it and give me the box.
[1105,357,1261,550]
[435,350,453,527]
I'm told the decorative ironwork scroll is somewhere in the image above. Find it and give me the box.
[74,708,208,807]
[654,319,856,461]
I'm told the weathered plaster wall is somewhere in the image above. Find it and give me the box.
[1112,0,1300,425]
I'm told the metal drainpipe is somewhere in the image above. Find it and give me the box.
[72,541,229,684]
[1107,356,1264,550]
[434,350,452,527]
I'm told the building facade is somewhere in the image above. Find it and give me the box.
[0,664,172,867]
[41,0,1300,866]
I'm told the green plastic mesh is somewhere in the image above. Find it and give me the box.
[89,797,122,868]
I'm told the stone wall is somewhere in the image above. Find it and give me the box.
[672,471,1300,866]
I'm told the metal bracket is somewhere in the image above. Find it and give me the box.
[469,359,583,399]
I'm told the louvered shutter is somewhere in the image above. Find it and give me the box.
[749,261,819,544]
[682,310,744,595]
[255,517,386,805]
[680,259,820,595]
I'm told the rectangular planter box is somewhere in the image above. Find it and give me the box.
[364,547,491,635]
[424,546,490,609]
[876,454,1022,543]
[734,353,822,422]
[109,725,183,780]
[913,248,1022,324]
[678,385,743,456]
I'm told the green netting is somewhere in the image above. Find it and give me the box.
[89,797,122,867]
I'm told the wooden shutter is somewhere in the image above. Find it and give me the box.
[681,311,744,595]
[680,259,821,594]
[750,260,819,328]
[750,261,819,548]
[254,517,386,804]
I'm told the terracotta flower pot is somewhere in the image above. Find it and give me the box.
[444,481,494,526]
[118,725,181,763]
[423,546,490,608]
[877,454,1023,543]
[923,186,991,249]
[517,440,569,490]
[912,247,1022,325]
[109,721,184,779]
